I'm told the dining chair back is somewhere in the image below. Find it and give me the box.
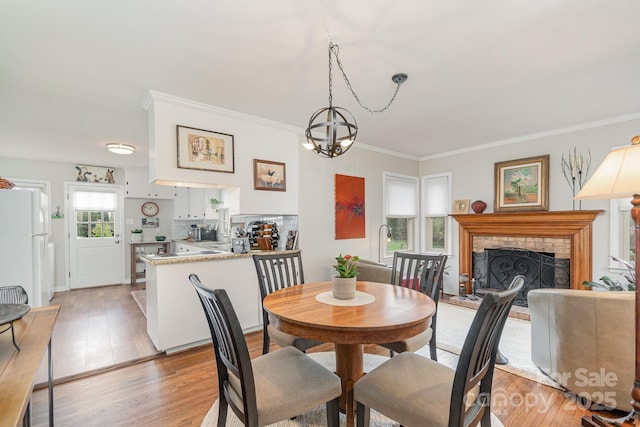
[382,252,447,359]
[189,274,341,427]
[0,285,28,304]
[355,275,524,427]
[252,251,322,354]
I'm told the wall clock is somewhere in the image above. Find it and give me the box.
[141,201,159,217]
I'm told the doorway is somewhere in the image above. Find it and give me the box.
[65,183,124,289]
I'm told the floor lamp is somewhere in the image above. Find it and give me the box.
[576,136,640,426]
[378,224,392,263]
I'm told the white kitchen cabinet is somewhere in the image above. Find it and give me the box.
[124,168,175,199]
[173,187,206,219]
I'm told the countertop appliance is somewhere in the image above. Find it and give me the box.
[0,189,49,307]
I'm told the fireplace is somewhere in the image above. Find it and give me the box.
[452,210,602,292]
[472,248,570,306]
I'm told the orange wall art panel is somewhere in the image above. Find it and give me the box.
[335,174,365,239]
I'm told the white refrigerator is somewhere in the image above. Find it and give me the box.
[0,189,49,307]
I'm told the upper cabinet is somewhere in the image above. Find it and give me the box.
[125,168,175,199]
[173,187,206,220]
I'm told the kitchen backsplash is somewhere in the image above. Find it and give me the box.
[171,215,298,250]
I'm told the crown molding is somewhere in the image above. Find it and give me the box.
[143,90,418,160]
[420,112,640,161]
[143,90,302,134]
[355,142,419,160]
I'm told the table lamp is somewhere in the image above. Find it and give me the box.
[576,135,640,426]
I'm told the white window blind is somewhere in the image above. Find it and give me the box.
[74,191,116,210]
[422,175,449,215]
[385,175,418,216]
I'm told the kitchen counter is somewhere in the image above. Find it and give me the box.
[143,248,294,353]
[141,247,297,265]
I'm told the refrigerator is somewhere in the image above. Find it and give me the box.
[0,189,49,307]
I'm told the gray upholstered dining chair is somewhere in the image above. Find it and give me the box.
[354,275,525,427]
[380,252,447,360]
[252,251,323,354]
[189,274,341,427]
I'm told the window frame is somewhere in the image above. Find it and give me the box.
[382,172,419,261]
[610,197,634,269]
[420,172,452,255]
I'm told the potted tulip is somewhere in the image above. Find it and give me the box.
[332,253,359,299]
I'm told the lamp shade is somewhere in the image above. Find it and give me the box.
[575,137,640,200]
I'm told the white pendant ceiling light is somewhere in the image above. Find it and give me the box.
[106,143,136,155]
[303,42,408,159]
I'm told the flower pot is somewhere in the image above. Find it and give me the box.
[131,233,143,243]
[332,276,357,300]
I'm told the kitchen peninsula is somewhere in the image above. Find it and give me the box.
[142,250,296,353]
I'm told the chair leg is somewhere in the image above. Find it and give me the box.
[10,322,20,351]
[262,327,270,354]
[356,401,370,427]
[389,349,395,358]
[326,397,340,427]
[217,396,228,427]
[429,339,437,361]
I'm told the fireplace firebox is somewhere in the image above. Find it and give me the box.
[472,248,570,306]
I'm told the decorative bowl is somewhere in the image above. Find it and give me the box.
[155,236,167,241]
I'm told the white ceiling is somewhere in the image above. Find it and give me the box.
[1,1,640,169]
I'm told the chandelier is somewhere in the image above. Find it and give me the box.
[303,42,408,159]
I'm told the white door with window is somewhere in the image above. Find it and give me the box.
[66,183,124,288]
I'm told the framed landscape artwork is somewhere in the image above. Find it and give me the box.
[335,174,365,239]
[253,159,286,191]
[494,155,549,212]
[176,125,235,173]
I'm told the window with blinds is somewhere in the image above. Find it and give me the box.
[421,173,451,253]
[383,173,418,260]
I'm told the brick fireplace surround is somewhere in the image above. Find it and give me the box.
[452,210,603,292]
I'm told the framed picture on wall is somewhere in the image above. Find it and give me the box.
[335,174,365,239]
[494,155,549,212]
[253,159,286,191]
[176,125,235,173]
[453,199,470,214]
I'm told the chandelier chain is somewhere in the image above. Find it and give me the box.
[328,44,333,107]
[329,43,404,114]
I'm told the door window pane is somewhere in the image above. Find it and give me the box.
[76,210,116,239]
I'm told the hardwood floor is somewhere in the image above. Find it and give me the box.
[31,332,629,426]
[34,283,161,386]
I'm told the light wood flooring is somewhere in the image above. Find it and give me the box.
[29,287,628,426]
[34,283,161,386]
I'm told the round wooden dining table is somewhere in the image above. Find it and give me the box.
[263,280,436,427]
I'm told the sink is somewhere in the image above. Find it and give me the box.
[148,250,227,259]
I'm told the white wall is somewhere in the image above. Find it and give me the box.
[419,118,640,294]
[298,146,419,282]
[3,99,637,298]
[0,157,125,292]
[146,91,299,215]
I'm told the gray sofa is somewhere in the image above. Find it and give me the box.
[354,259,397,283]
[528,288,634,411]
